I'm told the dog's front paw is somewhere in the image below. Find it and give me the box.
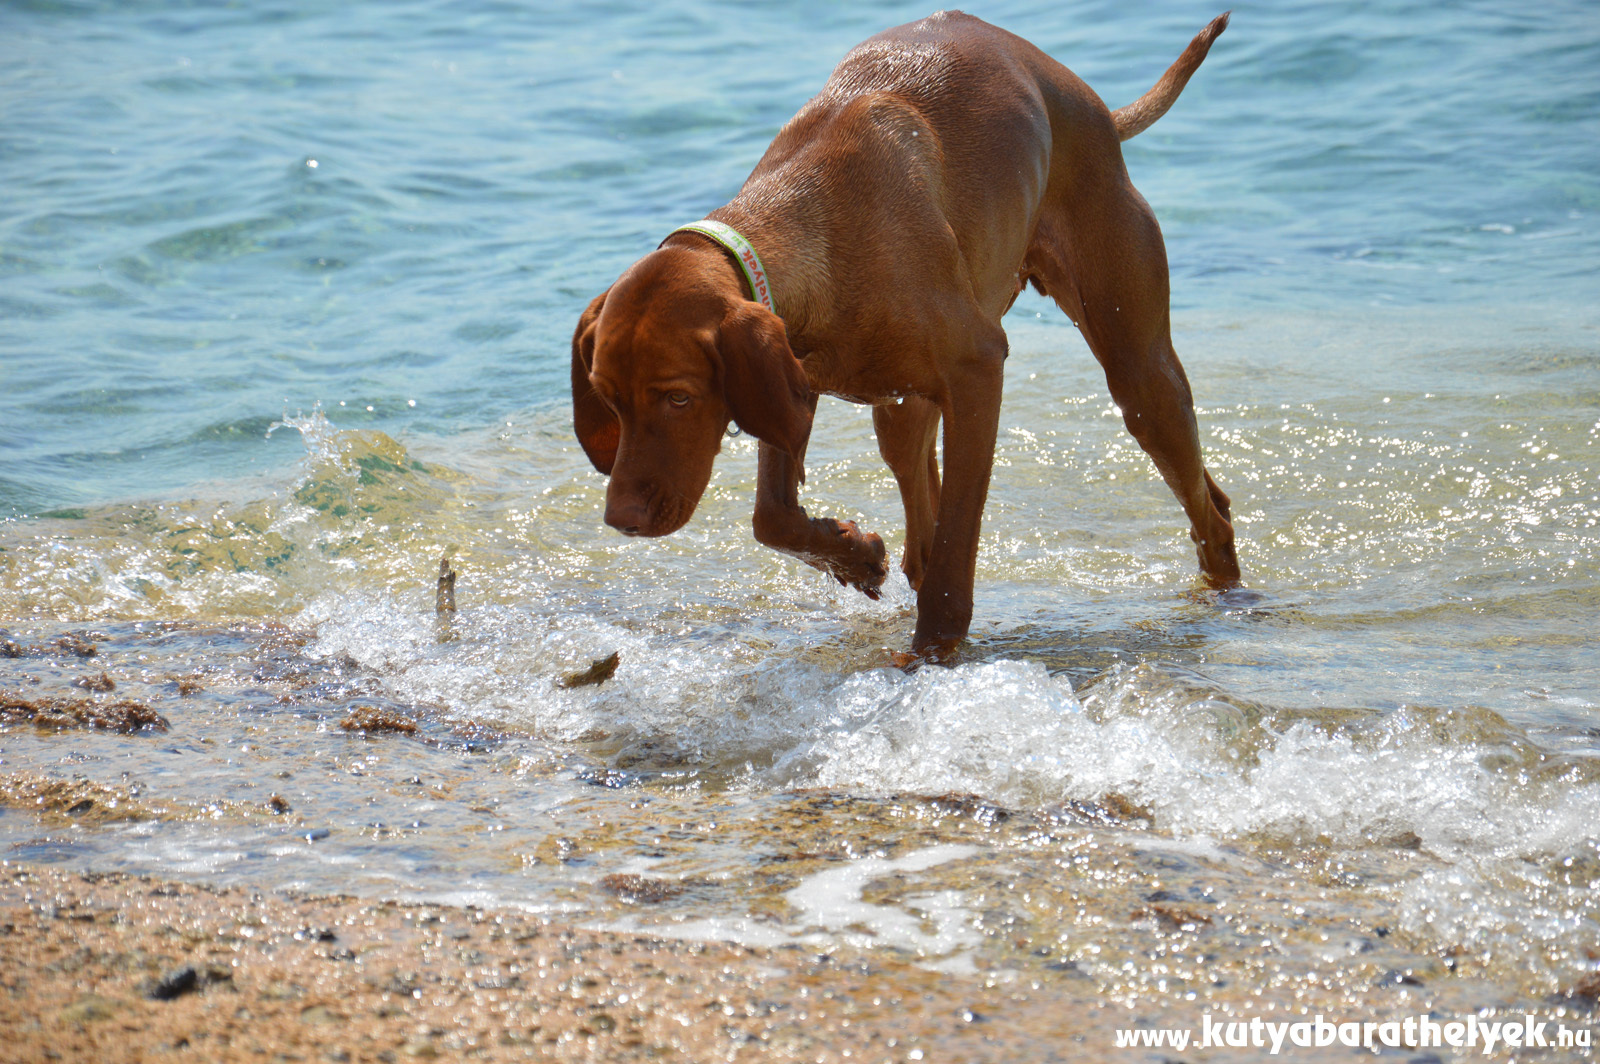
[820,519,888,600]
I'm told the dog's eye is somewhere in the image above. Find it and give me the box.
[667,392,691,408]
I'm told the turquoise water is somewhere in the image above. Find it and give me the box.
[4,0,1600,1035]
[4,1,1596,510]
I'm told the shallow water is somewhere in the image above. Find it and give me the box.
[3,0,1599,1042]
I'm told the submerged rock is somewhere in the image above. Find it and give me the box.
[338,705,419,735]
[0,693,167,733]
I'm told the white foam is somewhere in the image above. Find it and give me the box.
[592,844,981,965]
[300,579,1600,971]
[308,590,1600,874]
[783,844,980,956]
[742,660,1600,870]
[596,914,795,950]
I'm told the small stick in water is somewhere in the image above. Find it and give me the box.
[435,556,457,613]
[559,651,619,689]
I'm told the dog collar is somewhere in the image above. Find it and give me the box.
[665,220,776,316]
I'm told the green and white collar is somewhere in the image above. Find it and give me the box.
[666,219,776,316]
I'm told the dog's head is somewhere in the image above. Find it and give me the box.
[571,246,813,537]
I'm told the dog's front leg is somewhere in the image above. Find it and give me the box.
[873,396,941,592]
[752,429,888,599]
[910,335,1007,658]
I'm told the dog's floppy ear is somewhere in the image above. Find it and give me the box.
[571,287,618,474]
[717,303,813,459]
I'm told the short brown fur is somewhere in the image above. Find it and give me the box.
[572,11,1241,659]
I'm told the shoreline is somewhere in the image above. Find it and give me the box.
[1,861,1104,1063]
[6,861,1596,1062]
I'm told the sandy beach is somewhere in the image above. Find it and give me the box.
[6,857,1596,1063]
[3,861,1121,1064]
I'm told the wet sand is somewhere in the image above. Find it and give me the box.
[2,861,1112,1063]
[6,860,1596,1063]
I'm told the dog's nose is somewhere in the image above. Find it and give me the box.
[604,496,649,537]
[605,513,644,537]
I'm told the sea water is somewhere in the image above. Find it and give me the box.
[3,0,1599,1028]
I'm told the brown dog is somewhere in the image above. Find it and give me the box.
[572,11,1241,659]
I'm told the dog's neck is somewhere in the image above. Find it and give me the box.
[701,196,835,342]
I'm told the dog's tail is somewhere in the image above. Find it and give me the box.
[1111,11,1229,141]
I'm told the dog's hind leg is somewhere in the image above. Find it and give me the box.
[1031,189,1241,587]
[873,396,941,591]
